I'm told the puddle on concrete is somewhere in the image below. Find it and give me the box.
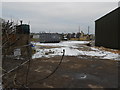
[64,72,101,82]
[76,73,87,79]
[74,73,100,81]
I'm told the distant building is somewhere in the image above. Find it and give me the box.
[76,32,81,38]
[66,33,71,40]
[80,31,84,38]
[71,33,76,38]
[89,34,95,40]
[95,7,120,49]
[39,33,61,43]
[33,34,39,39]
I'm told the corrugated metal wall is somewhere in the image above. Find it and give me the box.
[118,7,120,50]
[95,7,120,49]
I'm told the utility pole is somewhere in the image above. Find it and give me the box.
[79,26,80,33]
[88,26,90,35]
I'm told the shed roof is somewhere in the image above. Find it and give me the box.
[95,7,120,22]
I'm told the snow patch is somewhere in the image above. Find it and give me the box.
[32,47,81,59]
[32,41,120,60]
[90,47,119,60]
[31,41,89,48]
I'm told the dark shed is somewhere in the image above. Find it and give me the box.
[95,7,120,49]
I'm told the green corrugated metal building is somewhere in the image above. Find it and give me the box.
[95,7,120,49]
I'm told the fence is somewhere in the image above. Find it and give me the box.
[2,43,32,88]
[2,43,65,88]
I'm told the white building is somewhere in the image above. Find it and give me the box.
[33,34,39,39]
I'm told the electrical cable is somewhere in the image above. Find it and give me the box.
[27,49,65,86]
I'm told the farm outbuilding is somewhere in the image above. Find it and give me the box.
[95,7,120,49]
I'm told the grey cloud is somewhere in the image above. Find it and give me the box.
[2,2,118,34]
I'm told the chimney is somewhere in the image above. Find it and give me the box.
[20,20,23,25]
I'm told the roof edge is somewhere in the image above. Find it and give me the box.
[95,7,120,22]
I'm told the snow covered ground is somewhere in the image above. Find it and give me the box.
[32,41,89,48]
[31,41,120,60]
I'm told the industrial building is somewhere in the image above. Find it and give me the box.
[39,33,61,43]
[95,7,120,49]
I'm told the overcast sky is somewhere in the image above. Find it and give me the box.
[2,2,118,34]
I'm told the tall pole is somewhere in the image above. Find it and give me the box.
[88,26,90,35]
[79,26,80,33]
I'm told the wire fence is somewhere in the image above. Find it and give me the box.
[2,42,65,88]
[2,43,32,88]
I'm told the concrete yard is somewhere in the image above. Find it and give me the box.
[25,56,118,88]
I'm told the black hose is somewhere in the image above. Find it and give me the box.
[27,49,65,86]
